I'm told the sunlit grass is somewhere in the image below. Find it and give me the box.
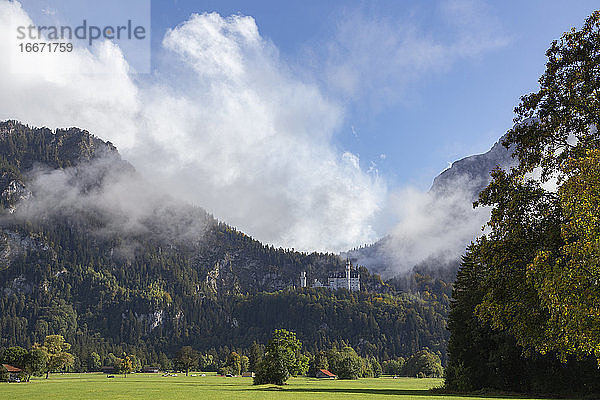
[0,373,558,400]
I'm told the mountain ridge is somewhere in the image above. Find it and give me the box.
[345,132,517,278]
[0,120,451,368]
[429,134,516,198]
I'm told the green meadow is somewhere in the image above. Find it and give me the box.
[0,373,559,400]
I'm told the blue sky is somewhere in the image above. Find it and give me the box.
[3,1,599,253]
[151,0,599,189]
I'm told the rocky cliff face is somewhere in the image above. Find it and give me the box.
[346,133,517,278]
[430,135,517,199]
[0,121,131,208]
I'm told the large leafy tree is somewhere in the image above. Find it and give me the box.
[221,351,242,376]
[115,353,134,377]
[446,10,600,393]
[474,10,600,362]
[174,346,199,376]
[370,357,382,378]
[506,11,600,179]
[327,346,362,380]
[307,351,329,377]
[381,358,404,376]
[38,335,74,379]
[0,346,27,367]
[253,329,304,385]
[473,170,561,353]
[402,349,443,378]
[87,352,102,372]
[22,348,47,381]
[529,149,600,358]
[0,346,47,382]
[445,246,600,393]
[240,355,249,373]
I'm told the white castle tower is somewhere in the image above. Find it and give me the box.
[300,271,307,288]
[327,260,360,291]
[346,259,351,290]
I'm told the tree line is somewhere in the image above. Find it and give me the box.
[0,335,73,381]
[0,329,443,384]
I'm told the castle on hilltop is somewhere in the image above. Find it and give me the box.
[300,260,360,292]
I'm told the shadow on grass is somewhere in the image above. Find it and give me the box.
[255,387,547,399]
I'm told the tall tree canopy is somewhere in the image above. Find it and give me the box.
[253,329,306,385]
[175,346,199,376]
[477,9,600,362]
[447,10,600,394]
[327,346,362,380]
[39,335,74,379]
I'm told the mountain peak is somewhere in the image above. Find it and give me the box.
[347,132,518,277]
[429,134,516,199]
[0,120,124,170]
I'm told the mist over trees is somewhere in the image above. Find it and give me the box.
[0,121,453,375]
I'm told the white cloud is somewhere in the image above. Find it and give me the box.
[1,2,140,148]
[381,179,490,273]
[0,2,385,252]
[8,153,213,259]
[0,1,508,263]
[41,7,56,16]
[322,2,509,105]
[439,0,509,57]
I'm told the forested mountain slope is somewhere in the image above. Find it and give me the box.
[0,121,450,368]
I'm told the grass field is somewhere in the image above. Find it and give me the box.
[0,373,559,400]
